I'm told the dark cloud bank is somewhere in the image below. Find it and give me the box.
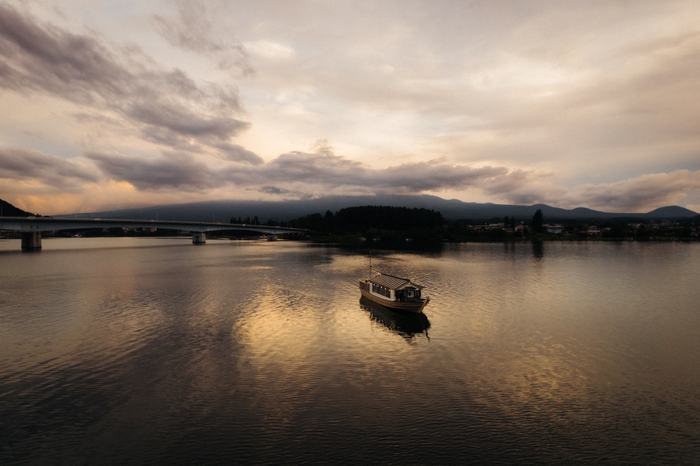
[0,148,97,188]
[87,148,527,195]
[4,141,699,212]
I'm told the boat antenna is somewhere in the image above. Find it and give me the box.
[368,250,372,279]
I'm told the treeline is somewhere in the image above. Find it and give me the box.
[229,205,700,243]
[230,216,262,225]
[237,206,446,242]
[553,219,699,240]
[443,213,700,242]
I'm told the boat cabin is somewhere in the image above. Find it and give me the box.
[363,273,424,302]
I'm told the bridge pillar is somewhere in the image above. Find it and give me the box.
[21,232,42,250]
[192,232,206,244]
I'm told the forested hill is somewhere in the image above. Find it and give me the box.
[0,199,36,217]
[335,206,443,231]
[287,205,444,241]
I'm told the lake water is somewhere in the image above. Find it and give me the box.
[1,238,699,465]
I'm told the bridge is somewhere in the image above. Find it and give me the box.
[0,217,309,250]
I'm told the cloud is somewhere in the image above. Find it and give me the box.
[3,145,699,215]
[262,151,364,182]
[482,169,700,212]
[0,148,98,189]
[153,0,224,53]
[258,185,303,197]
[259,186,288,195]
[73,144,535,198]
[86,151,217,191]
[244,40,295,60]
[0,3,253,159]
[572,170,700,212]
[216,146,536,196]
[82,145,700,212]
[213,143,264,165]
[126,101,249,141]
[370,161,511,193]
[152,0,253,74]
[0,4,126,101]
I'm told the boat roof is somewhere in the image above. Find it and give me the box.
[369,272,423,290]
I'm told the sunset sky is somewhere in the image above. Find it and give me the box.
[1,0,699,215]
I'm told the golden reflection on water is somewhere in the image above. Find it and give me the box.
[239,283,321,365]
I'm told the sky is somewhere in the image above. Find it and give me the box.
[1,0,700,215]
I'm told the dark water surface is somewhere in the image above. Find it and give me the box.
[1,238,699,465]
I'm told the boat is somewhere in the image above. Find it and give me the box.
[358,269,430,313]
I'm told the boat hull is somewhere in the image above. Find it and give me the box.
[359,286,429,313]
[360,297,431,335]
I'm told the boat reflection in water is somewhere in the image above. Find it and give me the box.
[360,296,431,340]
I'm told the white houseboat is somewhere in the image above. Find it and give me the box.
[359,271,430,313]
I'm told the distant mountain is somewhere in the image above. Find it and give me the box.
[644,206,699,218]
[0,198,36,217]
[65,194,699,222]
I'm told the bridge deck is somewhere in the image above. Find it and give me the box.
[0,217,307,235]
[1,217,308,250]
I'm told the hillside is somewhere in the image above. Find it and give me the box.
[66,195,698,222]
[0,198,36,217]
[645,206,699,218]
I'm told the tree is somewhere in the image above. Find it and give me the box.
[532,209,544,233]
